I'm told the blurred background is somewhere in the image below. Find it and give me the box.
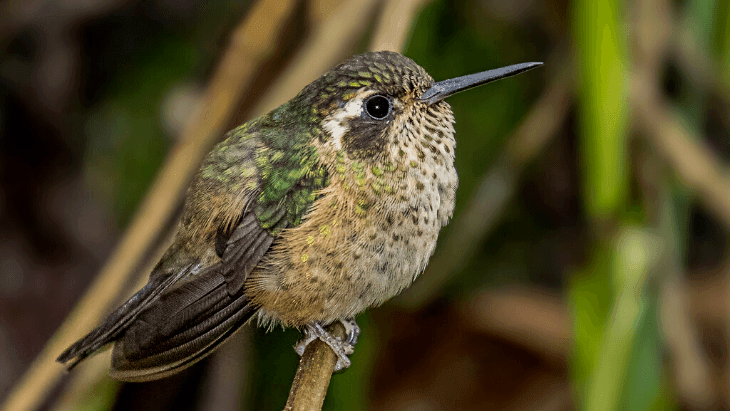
[1,0,729,409]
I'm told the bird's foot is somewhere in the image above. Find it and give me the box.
[294,318,360,371]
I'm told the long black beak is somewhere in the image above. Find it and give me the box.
[418,62,543,105]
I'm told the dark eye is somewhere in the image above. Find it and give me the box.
[365,95,391,120]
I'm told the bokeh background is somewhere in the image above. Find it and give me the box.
[1,0,730,410]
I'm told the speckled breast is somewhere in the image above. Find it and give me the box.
[247,105,458,328]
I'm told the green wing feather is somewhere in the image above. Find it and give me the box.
[58,105,328,380]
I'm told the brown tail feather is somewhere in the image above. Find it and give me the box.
[56,264,194,368]
[108,267,257,382]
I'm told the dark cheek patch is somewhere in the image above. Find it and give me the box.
[342,117,390,158]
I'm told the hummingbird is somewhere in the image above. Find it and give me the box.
[57,51,541,381]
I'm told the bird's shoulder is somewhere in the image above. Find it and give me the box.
[182,112,331,246]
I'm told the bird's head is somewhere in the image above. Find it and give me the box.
[292,51,541,171]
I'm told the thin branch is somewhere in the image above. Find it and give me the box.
[672,21,730,108]
[630,0,730,230]
[247,0,380,118]
[460,287,569,365]
[631,0,717,406]
[631,74,730,231]
[369,0,432,52]
[659,269,714,408]
[283,323,346,411]
[49,230,175,411]
[0,2,298,411]
[49,350,120,411]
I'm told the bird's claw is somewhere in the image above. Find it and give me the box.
[294,318,360,372]
[342,318,360,346]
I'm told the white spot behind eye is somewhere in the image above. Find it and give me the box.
[323,97,365,150]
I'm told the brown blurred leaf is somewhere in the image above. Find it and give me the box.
[370,289,571,411]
